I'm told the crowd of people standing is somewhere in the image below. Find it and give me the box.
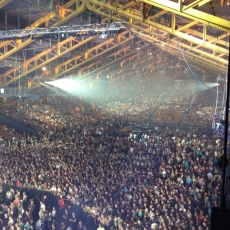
[0,97,224,229]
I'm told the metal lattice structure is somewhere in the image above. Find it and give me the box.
[0,0,228,92]
[0,22,126,40]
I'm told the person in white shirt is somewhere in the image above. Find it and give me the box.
[130,147,134,153]
[50,185,56,192]
[51,207,56,219]
[40,201,46,212]
[8,216,14,227]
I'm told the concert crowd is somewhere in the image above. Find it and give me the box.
[0,98,224,230]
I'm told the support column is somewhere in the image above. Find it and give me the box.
[203,24,206,45]
[5,10,7,30]
[88,12,91,23]
[17,13,20,29]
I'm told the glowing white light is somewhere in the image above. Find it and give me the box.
[196,82,220,92]
[42,67,46,71]
[100,34,107,38]
[46,78,81,93]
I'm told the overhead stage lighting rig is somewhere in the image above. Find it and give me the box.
[0,22,126,41]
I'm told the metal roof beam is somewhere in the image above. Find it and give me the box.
[54,30,134,78]
[182,0,211,11]
[150,37,225,73]
[142,0,230,31]
[0,35,96,86]
[109,58,162,84]
[0,0,86,62]
[31,37,141,88]
[76,43,149,82]
[86,1,228,70]
[0,0,11,9]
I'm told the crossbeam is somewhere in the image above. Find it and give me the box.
[142,0,230,31]
[0,22,125,40]
[0,0,86,62]
[54,30,134,77]
[86,0,228,71]
[182,0,211,11]
[0,35,96,86]
[77,42,150,80]
[0,0,11,9]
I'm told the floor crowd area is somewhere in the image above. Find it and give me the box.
[0,97,224,230]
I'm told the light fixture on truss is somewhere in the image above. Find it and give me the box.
[0,22,126,41]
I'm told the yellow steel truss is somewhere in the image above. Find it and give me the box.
[28,70,55,88]
[0,0,11,9]
[54,30,134,77]
[109,56,167,85]
[142,0,230,31]
[0,0,86,62]
[0,35,95,86]
[76,42,149,78]
[88,50,176,89]
[86,0,229,71]
[1,0,228,88]
[107,53,162,80]
[115,68,184,90]
[30,42,149,89]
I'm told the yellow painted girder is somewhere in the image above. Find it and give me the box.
[182,0,211,11]
[54,30,134,77]
[142,0,230,31]
[30,71,56,88]
[110,58,163,84]
[99,53,147,80]
[133,20,229,58]
[0,0,86,62]
[82,48,151,83]
[0,0,11,9]
[28,70,54,88]
[130,24,228,68]
[77,44,149,82]
[123,22,228,69]
[0,35,95,86]
[152,40,224,72]
[77,60,102,75]
[126,27,225,73]
[108,52,162,80]
[86,0,229,68]
[77,45,133,76]
[87,1,228,53]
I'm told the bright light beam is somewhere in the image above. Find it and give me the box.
[45,78,81,93]
[196,82,221,92]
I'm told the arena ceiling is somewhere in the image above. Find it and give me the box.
[0,0,229,89]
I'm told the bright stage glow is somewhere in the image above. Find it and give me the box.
[195,82,220,92]
[45,78,82,94]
